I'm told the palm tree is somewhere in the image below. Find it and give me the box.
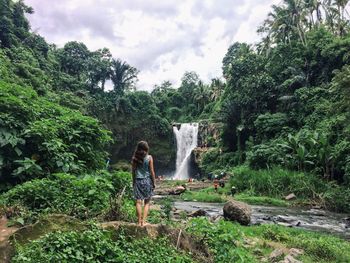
[209,78,224,101]
[193,82,210,112]
[110,59,139,95]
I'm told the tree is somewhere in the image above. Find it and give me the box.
[110,59,139,95]
[87,48,112,90]
[58,41,90,80]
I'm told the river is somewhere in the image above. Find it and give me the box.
[173,201,350,240]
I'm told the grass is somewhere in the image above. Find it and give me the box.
[179,185,289,207]
[186,217,350,263]
[234,193,289,207]
[181,190,225,203]
[229,166,350,213]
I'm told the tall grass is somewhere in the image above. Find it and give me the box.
[229,166,350,213]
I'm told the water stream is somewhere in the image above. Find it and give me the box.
[173,123,198,180]
[173,201,350,239]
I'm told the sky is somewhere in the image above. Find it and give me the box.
[25,0,280,91]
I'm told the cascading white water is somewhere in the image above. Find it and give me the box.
[173,123,198,180]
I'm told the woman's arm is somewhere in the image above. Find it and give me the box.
[131,163,136,186]
[149,156,156,189]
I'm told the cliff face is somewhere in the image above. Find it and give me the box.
[197,121,222,147]
[109,122,176,174]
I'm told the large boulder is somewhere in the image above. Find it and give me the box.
[223,200,252,225]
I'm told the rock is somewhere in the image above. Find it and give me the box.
[188,209,208,217]
[169,186,186,195]
[101,221,214,263]
[279,255,302,263]
[288,248,304,257]
[269,248,284,262]
[276,216,289,223]
[285,193,296,200]
[11,214,86,246]
[223,200,251,226]
[262,216,272,221]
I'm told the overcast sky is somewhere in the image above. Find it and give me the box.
[25,0,280,91]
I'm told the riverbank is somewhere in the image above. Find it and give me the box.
[1,172,350,262]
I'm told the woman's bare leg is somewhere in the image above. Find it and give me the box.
[136,199,142,226]
[142,198,151,226]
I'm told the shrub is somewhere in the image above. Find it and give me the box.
[230,166,350,213]
[1,172,132,221]
[0,81,112,186]
[12,227,193,263]
[186,218,256,262]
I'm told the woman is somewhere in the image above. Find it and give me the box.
[131,141,156,226]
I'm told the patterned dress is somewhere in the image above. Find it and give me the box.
[133,155,154,200]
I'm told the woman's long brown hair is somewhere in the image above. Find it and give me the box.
[132,141,149,168]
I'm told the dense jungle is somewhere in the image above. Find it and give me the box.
[0,0,350,262]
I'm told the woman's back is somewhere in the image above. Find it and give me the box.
[135,155,151,179]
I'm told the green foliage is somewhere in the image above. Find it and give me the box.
[230,166,350,212]
[105,171,133,197]
[1,171,132,221]
[181,191,225,203]
[186,218,256,262]
[12,227,194,263]
[234,194,289,207]
[256,224,350,262]
[200,148,239,174]
[0,81,112,185]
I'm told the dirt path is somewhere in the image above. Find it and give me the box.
[0,217,18,243]
[0,216,18,262]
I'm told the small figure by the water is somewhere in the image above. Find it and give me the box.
[131,141,156,226]
[213,176,219,193]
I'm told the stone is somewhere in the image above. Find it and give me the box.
[279,255,302,263]
[188,209,208,217]
[285,193,296,200]
[269,248,284,262]
[101,221,214,263]
[288,248,304,257]
[223,200,251,226]
[169,186,186,195]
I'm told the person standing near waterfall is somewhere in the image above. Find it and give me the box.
[131,141,156,226]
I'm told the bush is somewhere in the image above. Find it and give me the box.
[230,166,350,213]
[105,171,133,197]
[246,140,284,169]
[186,218,256,262]
[1,171,132,221]
[200,148,239,174]
[12,227,193,263]
[0,81,112,186]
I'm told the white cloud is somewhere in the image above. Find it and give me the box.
[26,0,279,91]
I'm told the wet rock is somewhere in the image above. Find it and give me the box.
[169,186,186,195]
[262,215,272,221]
[285,193,296,201]
[295,221,301,227]
[269,248,284,262]
[223,200,251,226]
[308,209,326,216]
[188,209,208,217]
[276,216,290,223]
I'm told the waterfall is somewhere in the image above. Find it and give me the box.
[173,123,198,180]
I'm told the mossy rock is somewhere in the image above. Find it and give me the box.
[10,214,87,246]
